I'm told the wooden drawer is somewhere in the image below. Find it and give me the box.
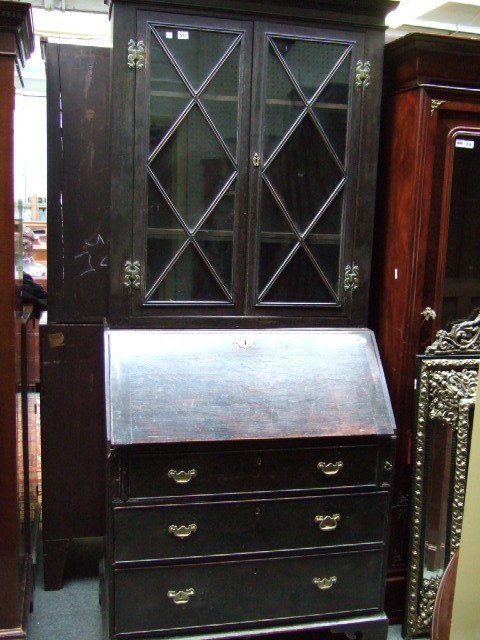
[114,549,385,635]
[114,492,389,562]
[122,445,384,500]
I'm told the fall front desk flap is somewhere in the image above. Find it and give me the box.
[104,329,395,445]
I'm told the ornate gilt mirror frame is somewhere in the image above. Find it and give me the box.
[404,312,480,638]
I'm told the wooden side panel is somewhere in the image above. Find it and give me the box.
[0,34,22,632]
[0,3,34,634]
[46,44,111,323]
[369,86,435,621]
[40,324,106,589]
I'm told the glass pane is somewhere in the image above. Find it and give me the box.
[260,248,333,303]
[260,184,294,234]
[196,239,233,291]
[311,190,344,235]
[147,177,182,230]
[313,56,351,163]
[149,37,191,153]
[271,36,349,102]
[196,191,236,292]
[146,236,186,292]
[201,43,240,158]
[258,238,297,294]
[264,44,304,159]
[149,105,234,230]
[155,26,237,92]
[149,243,229,302]
[442,133,480,326]
[265,114,342,234]
[308,240,340,293]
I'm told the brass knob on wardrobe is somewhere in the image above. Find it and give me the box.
[421,307,437,321]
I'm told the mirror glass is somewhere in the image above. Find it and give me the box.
[442,131,480,327]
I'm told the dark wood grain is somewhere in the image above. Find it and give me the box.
[40,324,106,589]
[46,43,111,322]
[105,329,395,445]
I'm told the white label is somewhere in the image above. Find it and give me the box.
[178,31,189,40]
[455,139,475,149]
[165,31,173,39]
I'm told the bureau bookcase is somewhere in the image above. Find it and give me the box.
[103,328,396,640]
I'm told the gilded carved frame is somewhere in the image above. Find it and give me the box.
[404,312,480,638]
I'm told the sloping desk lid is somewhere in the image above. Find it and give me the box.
[105,329,395,445]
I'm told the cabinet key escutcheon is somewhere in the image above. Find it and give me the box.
[313,576,337,590]
[168,524,198,538]
[317,461,344,476]
[168,469,197,484]
[314,513,341,531]
[167,588,195,605]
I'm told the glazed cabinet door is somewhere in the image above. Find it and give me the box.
[128,12,252,320]
[248,23,365,320]
[420,106,480,351]
[109,7,372,326]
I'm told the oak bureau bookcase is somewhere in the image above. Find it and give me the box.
[100,1,397,639]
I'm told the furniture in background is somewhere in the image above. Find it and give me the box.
[369,33,480,622]
[0,2,35,637]
[103,328,396,640]
[41,42,111,589]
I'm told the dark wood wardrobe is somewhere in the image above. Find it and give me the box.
[370,32,480,622]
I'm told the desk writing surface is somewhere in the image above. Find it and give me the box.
[104,328,395,445]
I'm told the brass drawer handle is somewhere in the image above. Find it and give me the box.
[167,588,195,604]
[314,513,341,531]
[168,524,198,538]
[317,461,344,476]
[313,576,337,590]
[168,469,197,484]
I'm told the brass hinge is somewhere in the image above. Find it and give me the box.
[430,99,446,116]
[355,60,371,91]
[127,39,145,70]
[124,260,141,289]
[344,263,359,292]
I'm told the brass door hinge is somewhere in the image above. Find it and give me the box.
[124,260,141,289]
[355,60,371,91]
[344,263,359,292]
[127,39,145,69]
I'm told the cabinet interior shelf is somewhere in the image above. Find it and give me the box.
[147,228,341,243]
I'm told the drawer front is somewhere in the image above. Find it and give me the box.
[114,549,385,635]
[123,445,383,499]
[114,492,389,562]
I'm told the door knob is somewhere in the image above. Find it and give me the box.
[421,307,437,321]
